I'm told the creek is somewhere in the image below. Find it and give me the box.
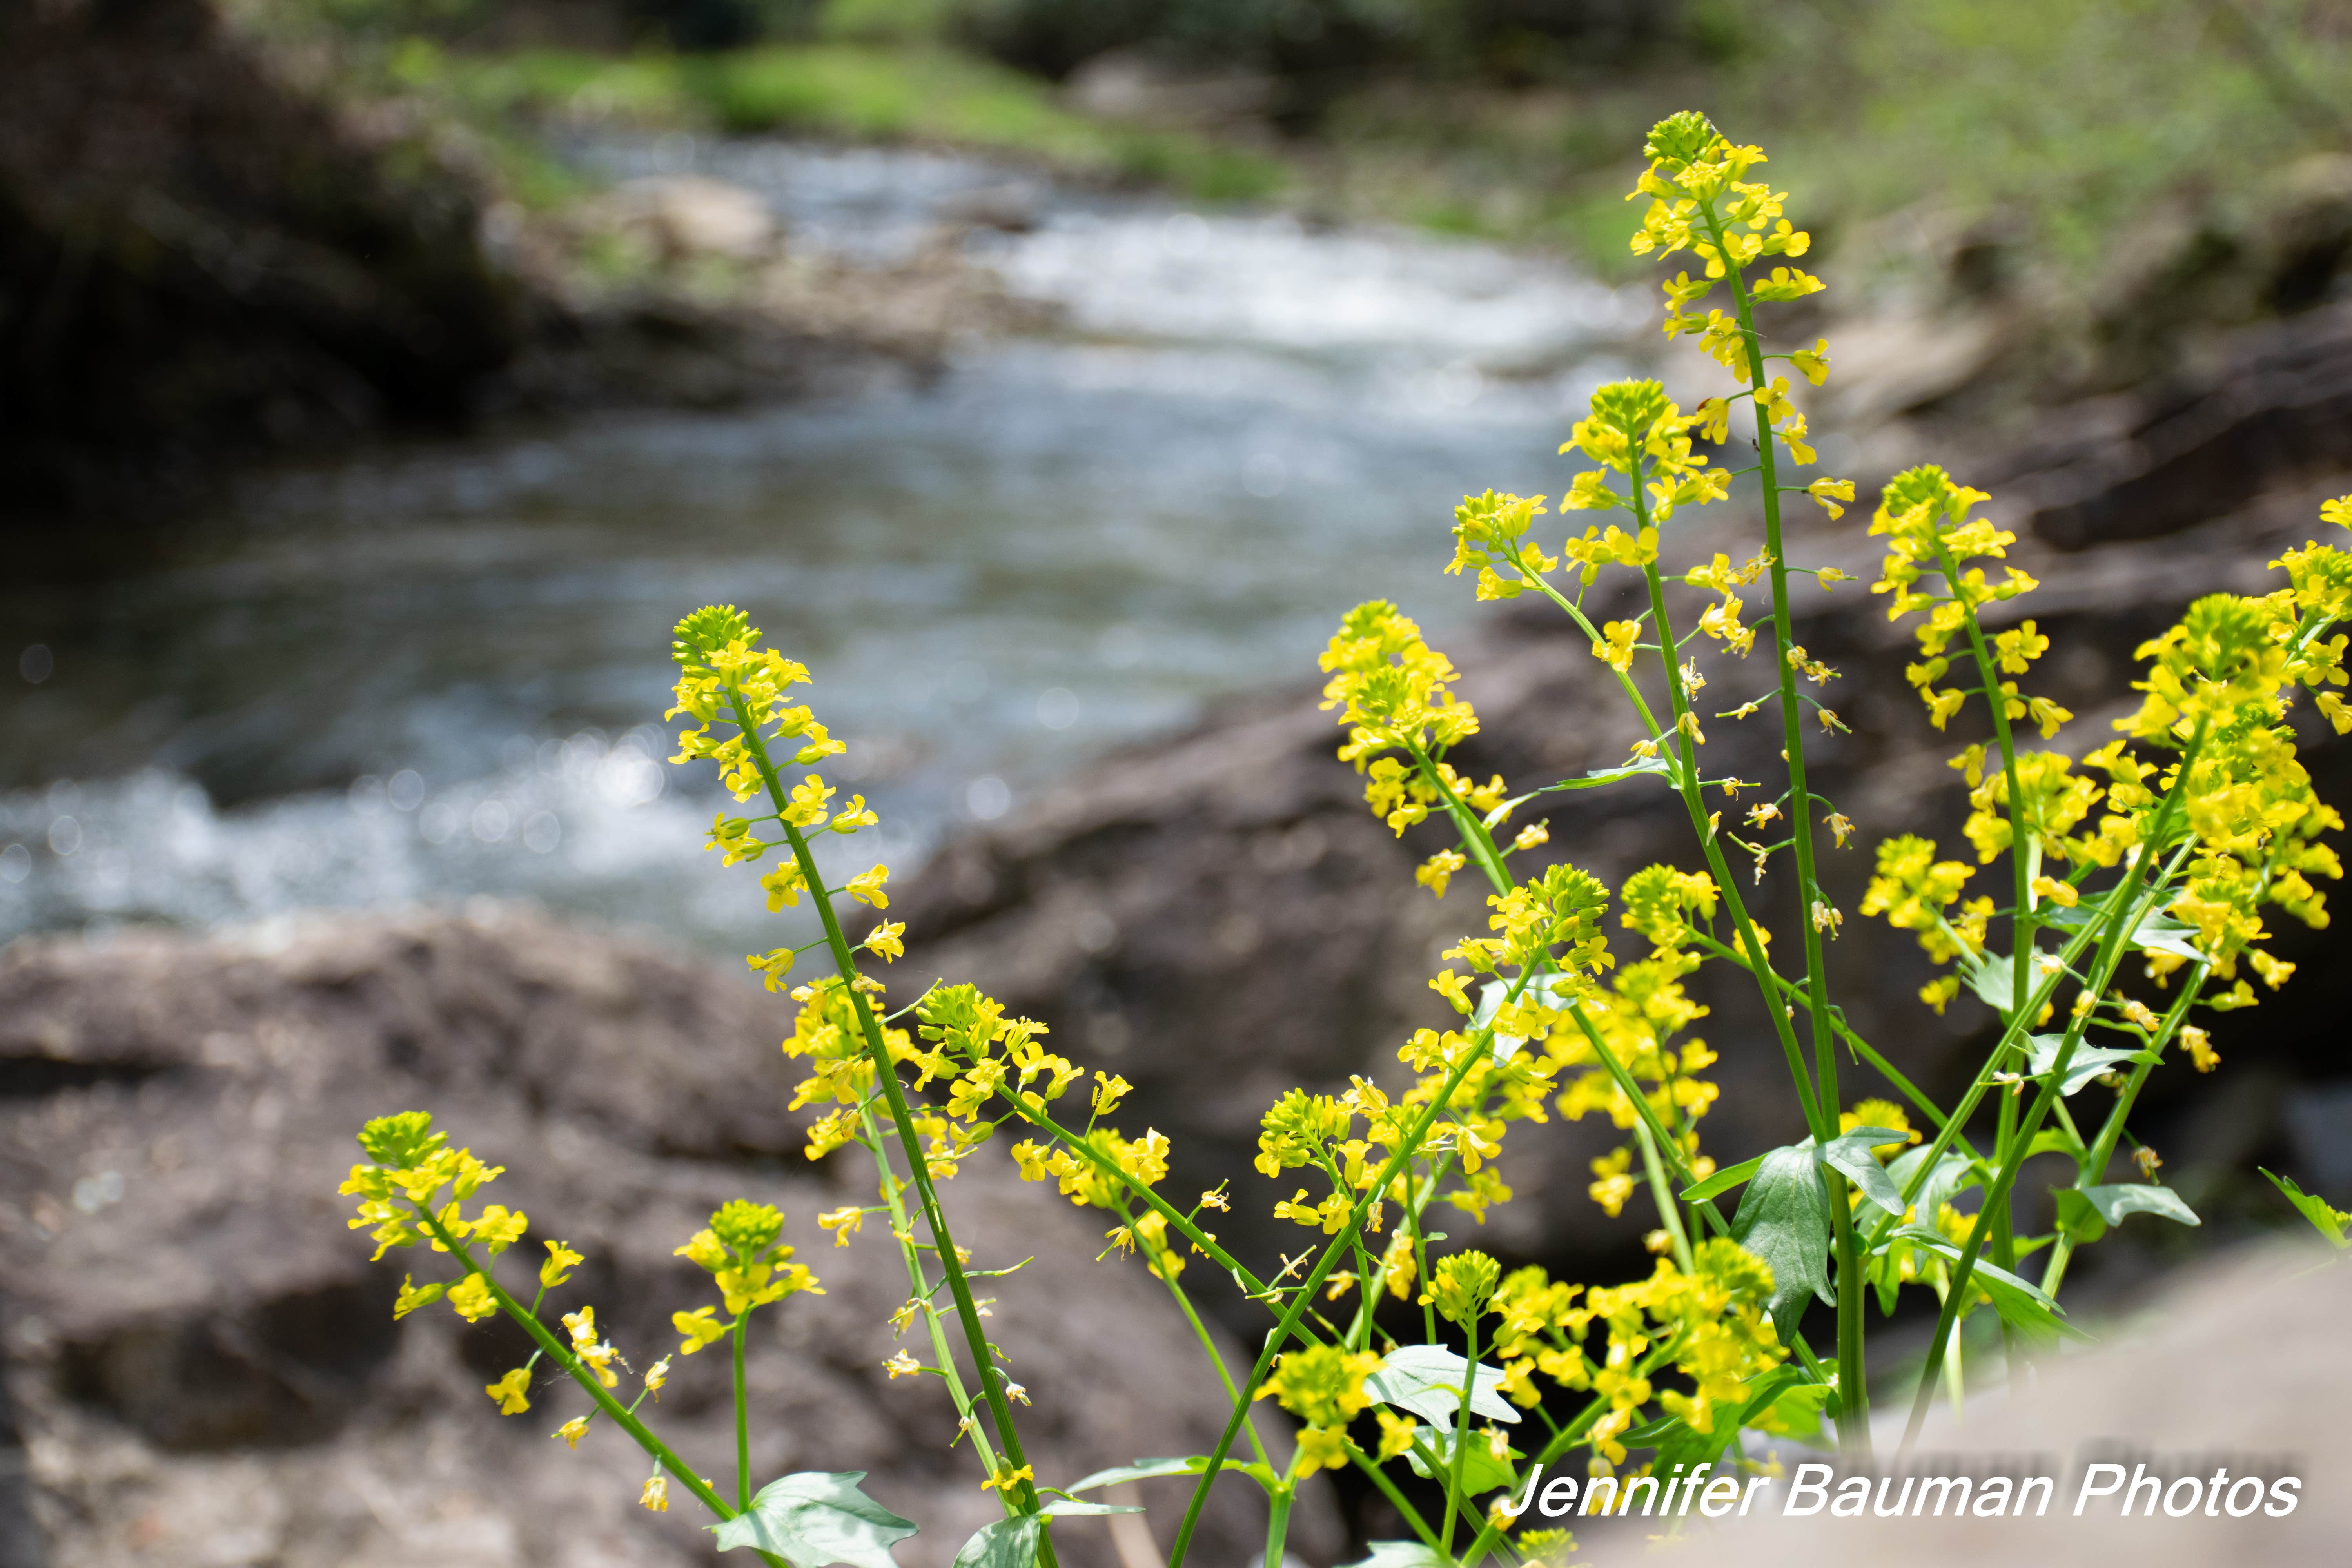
[0,136,1645,957]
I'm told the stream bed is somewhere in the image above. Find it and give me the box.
[1,137,1648,958]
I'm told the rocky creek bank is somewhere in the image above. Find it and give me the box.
[0,907,1328,1568]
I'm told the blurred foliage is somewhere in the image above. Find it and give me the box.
[382,37,1285,200]
[229,0,2352,289]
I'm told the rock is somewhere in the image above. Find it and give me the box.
[1650,1241,2352,1568]
[0,907,1334,1568]
[587,176,781,262]
[878,332,2352,1323]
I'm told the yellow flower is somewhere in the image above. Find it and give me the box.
[981,1464,1034,1494]
[884,1350,923,1379]
[1416,848,1467,900]
[644,1357,670,1394]
[1806,476,1855,518]
[392,1276,445,1319]
[760,862,808,911]
[828,795,879,834]
[846,864,891,910]
[782,774,835,828]
[1591,620,1640,673]
[540,1240,584,1289]
[470,1204,528,1255]
[817,1206,866,1245]
[1375,1408,1420,1461]
[864,922,906,962]
[1429,969,1474,1014]
[484,1367,532,1416]
[447,1272,497,1323]
[675,1305,728,1356]
[748,946,796,989]
[554,1416,590,1449]
[2181,1025,2220,1073]
[641,1475,670,1513]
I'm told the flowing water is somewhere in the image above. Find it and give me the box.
[0,138,1648,959]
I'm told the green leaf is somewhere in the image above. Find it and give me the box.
[950,1516,1039,1568]
[1339,1543,1445,1568]
[2051,1185,2196,1242]
[1402,1426,1519,1494]
[1065,1457,1254,1493]
[2025,1035,2158,1096]
[1482,793,1538,829]
[1730,1142,1835,1343]
[1539,758,1676,793]
[2026,1124,2087,1162]
[2042,898,2205,962]
[1681,1151,1765,1203]
[1960,949,2019,1014]
[1362,1344,1522,1427]
[1888,1225,2093,1343]
[1749,1378,1833,1446]
[712,1473,919,1565]
[2259,1168,2352,1248]
[1816,1128,1911,1217]
[1886,1145,1976,1220]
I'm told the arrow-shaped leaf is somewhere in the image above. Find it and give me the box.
[950,1516,1038,1568]
[1681,1151,1765,1203]
[1362,1344,1521,1426]
[1538,757,1677,793]
[2260,1167,2351,1248]
[1730,1142,1835,1343]
[2025,1035,2158,1096]
[713,1473,918,1566]
[1886,1145,1976,1220]
[1066,1457,1237,1493]
[1816,1127,1912,1217]
[2042,898,2205,962]
[2079,1183,2200,1228]
[1888,1225,2092,1343]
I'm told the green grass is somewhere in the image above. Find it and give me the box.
[397,41,1285,205]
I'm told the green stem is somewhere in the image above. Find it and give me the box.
[1262,1485,1294,1568]
[1440,1315,1479,1559]
[858,1103,1004,1478]
[1346,1445,1442,1552]
[733,1312,752,1510]
[1704,201,1863,1456]
[1899,820,2192,1448]
[728,689,1050,1550]
[1166,1031,1501,1568]
[410,1210,785,1567]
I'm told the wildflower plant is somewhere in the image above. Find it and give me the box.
[337,113,2352,1567]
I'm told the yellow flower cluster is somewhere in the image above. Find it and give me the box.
[1489,1238,1783,1464]
[673,1200,822,1330]
[1869,465,2051,733]
[340,1111,515,1276]
[667,606,843,801]
[1255,1343,1385,1476]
